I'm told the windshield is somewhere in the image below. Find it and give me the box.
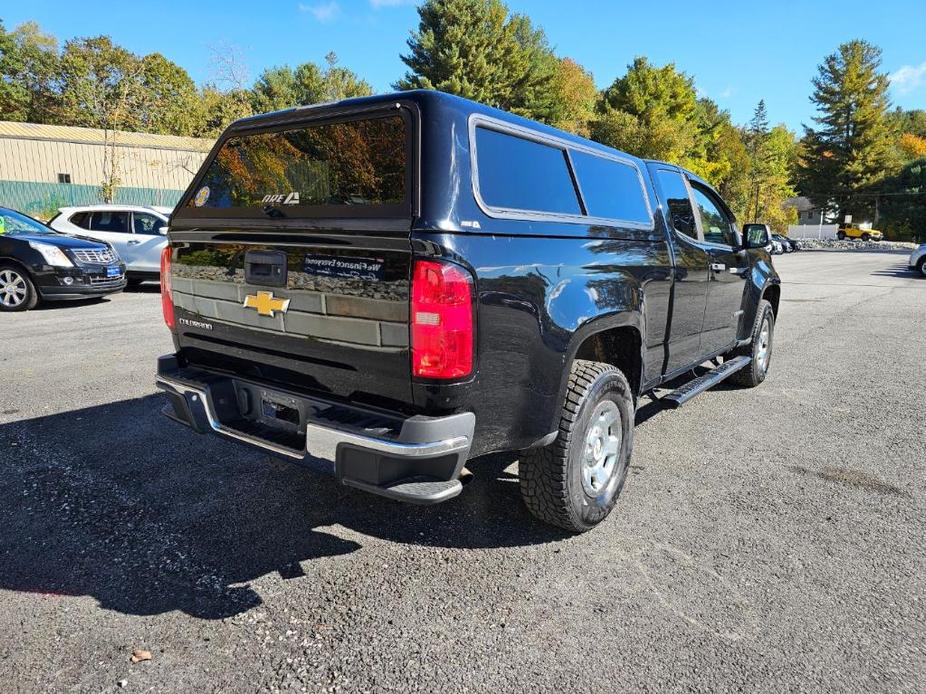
[0,208,56,236]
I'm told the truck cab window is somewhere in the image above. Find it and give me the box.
[655,170,697,239]
[690,185,736,246]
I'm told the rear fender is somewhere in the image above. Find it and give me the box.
[547,272,644,433]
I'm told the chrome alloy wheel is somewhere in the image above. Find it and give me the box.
[0,269,27,308]
[756,316,772,374]
[581,400,622,496]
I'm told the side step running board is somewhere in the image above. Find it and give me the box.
[661,356,752,408]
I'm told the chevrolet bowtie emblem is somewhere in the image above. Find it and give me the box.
[243,291,290,317]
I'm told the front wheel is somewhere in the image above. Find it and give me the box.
[727,300,774,387]
[0,264,38,312]
[861,233,871,242]
[519,360,634,533]
[917,259,926,278]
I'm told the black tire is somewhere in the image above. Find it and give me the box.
[519,360,634,533]
[861,233,871,242]
[727,299,774,387]
[0,263,38,312]
[836,231,846,240]
[917,258,926,278]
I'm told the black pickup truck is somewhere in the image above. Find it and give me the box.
[156,91,780,532]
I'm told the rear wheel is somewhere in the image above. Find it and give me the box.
[0,264,38,312]
[727,299,774,387]
[917,258,926,278]
[519,360,634,533]
[861,233,871,242]
[836,231,846,240]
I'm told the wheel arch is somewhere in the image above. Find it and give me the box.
[0,256,35,277]
[549,312,645,434]
[763,282,781,318]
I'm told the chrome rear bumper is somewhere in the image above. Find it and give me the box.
[155,355,474,504]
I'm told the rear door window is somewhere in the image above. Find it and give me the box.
[570,150,650,224]
[474,127,581,216]
[655,170,698,240]
[90,211,130,233]
[188,114,409,217]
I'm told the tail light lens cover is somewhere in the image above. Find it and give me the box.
[411,259,475,379]
[160,245,175,330]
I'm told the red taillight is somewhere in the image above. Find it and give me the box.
[160,246,175,330]
[411,260,474,379]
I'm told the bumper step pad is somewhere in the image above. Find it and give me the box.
[341,476,463,505]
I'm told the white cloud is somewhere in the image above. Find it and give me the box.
[890,62,926,94]
[719,85,735,99]
[299,1,340,22]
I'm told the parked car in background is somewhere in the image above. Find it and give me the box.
[50,205,171,286]
[910,243,926,277]
[837,223,882,241]
[0,207,125,311]
[773,233,800,252]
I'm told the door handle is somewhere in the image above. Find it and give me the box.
[710,262,726,272]
[127,240,141,245]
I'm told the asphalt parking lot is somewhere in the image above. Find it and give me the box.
[1,250,923,693]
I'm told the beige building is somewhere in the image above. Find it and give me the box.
[0,121,213,215]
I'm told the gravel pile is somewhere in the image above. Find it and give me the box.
[792,238,918,251]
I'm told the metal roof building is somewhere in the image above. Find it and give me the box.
[0,121,213,217]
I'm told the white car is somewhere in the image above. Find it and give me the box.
[50,205,172,285]
[910,243,926,277]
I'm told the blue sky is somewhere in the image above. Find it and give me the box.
[4,0,925,131]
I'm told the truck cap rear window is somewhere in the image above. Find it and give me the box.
[184,113,409,218]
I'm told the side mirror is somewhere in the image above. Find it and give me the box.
[743,224,771,249]
[158,226,169,236]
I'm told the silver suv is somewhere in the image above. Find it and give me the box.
[910,243,926,277]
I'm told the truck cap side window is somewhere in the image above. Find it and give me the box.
[569,150,651,225]
[184,114,408,217]
[655,170,698,239]
[473,126,581,216]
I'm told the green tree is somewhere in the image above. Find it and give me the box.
[139,53,202,136]
[395,0,559,122]
[192,86,253,137]
[57,36,147,201]
[592,57,700,167]
[869,157,926,242]
[250,53,371,113]
[745,99,770,220]
[694,98,751,218]
[798,40,898,222]
[549,58,597,137]
[0,20,59,123]
[757,125,798,230]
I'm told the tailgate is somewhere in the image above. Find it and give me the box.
[171,237,412,408]
[167,104,416,409]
